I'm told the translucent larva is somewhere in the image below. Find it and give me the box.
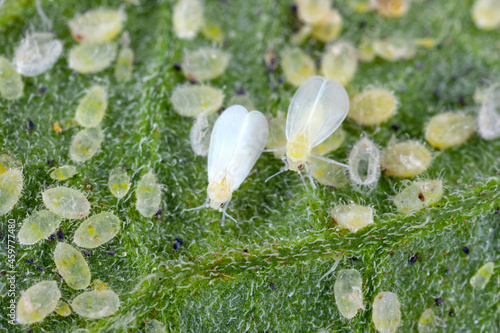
[380,141,432,178]
[69,8,125,43]
[0,168,23,216]
[108,167,131,199]
[370,0,410,18]
[42,187,90,219]
[71,289,120,319]
[311,9,342,43]
[54,243,91,290]
[50,165,77,181]
[393,180,443,213]
[477,84,500,140]
[202,19,225,43]
[372,292,401,333]
[470,262,494,290]
[309,158,347,188]
[75,85,108,128]
[424,112,476,149]
[190,112,218,156]
[372,38,417,62]
[207,105,268,211]
[68,42,117,74]
[320,41,358,86]
[146,319,167,333]
[136,171,162,217]
[55,301,72,317]
[334,269,364,319]
[285,76,349,171]
[472,0,500,30]
[73,212,121,249]
[16,281,60,324]
[349,89,398,126]
[228,94,256,111]
[266,111,288,159]
[69,127,104,162]
[418,308,437,333]
[171,85,224,117]
[348,138,381,187]
[0,56,24,100]
[182,47,230,81]
[173,0,204,40]
[331,204,374,232]
[13,32,63,77]
[281,47,316,87]
[18,210,61,245]
[311,127,345,156]
[296,0,330,24]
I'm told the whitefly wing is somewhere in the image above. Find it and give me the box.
[286,75,349,148]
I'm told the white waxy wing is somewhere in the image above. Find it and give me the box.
[208,105,268,191]
[286,75,349,149]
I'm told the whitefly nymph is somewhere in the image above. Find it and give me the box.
[348,137,381,187]
[13,32,63,77]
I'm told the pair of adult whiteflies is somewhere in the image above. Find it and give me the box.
[189,75,349,222]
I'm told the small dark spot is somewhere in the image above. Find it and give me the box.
[1,270,6,275]
[444,267,450,276]
[462,246,470,255]
[494,207,499,215]
[26,329,34,333]
[290,4,297,12]
[389,251,394,256]
[277,76,284,84]
[156,208,162,218]
[71,71,78,77]
[24,258,34,264]
[47,234,56,242]
[28,119,35,131]
[173,238,184,251]
[35,265,44,272]
[269,282,277,290]
[84,250,92,257]
[349,256,358,262]
[57,227,64,241]
[243,249,248,253]
[416,62,424,70]
[418,193,425,202]
[56,272,63,279]
[223,38,230,47]
[458,95,466,106]
[265,53,278,72]
[449,308,455,316]
[390,123,400,131]
[359,20,367,29]
[236,87,245,95]
[188,76,197,84]
[434,297,444,306]
[47,159,55,166]
[38,86,47,95]
[122,166,131,170]
[433,89,441,99]
[106,251,115,256]
[173,62,181,71]
[36,170,40,174]
[408,253,418,264]
[451,74,458,81]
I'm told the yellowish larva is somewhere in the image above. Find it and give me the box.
[108,167,131,199]
[75,85,108,128]
[115,46,134,82]
[349,89,398,126]
[393,180,443,213]
[321,41,358,86]
[309,158,348,188]
[69,127,104,163]
[55,301,72,317]
[42,186,90,219]
[50,165,77,181]
[370,0,410,18]
[372,38,417,62]
[54,242,91,290]
[381,141,432,178]
[16,281,60,324]
[171,85,224,117]
[73,212,121,249]
[182,47,230,81]
[311,126,345,156]
[71,289,120,319]
[202,19,225,43]
[331,204,374,232]
[135,171,161,217]
[424,112,476,149]
[334,269,364,319]
[281,47,316,87]
[477,84,500,140]
[69,8,125,43]
[18,210,61,245]
[0,168,23,216]
[190,112,218,156]
[311,9,342,43]
[470,262,494,290]
[266,111,288,159]
[296,0,330,24]
[68,42,117,74]
[472,0,500,30]
[146,319,167,333]
[418,308,437,333]
[372,291,401,333]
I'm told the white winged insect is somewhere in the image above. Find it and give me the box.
[185,105,269,223]
[266,75,349,186]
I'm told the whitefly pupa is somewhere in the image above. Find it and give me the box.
[0,168,23,216]
[380,140,432,178]
[372,291,401,333]
[472,0,500,30]
[50,165,77,180]
[69,8,125,43]
[331,203,374,232]
[146,319,167,333]
[16,280,61,324]
[190,112,218,156]
[370,0,410,18]
[281,47,316,87]
[182,47,230,81]
[69,127,104,163]
[115,32,134,82]
[321,41,358,86]
[73,211,121,249]
[424,111,476,149]
[418,308,437,333]
[135,170,162,218]
[348,137,381,187]
[75,85,108,128]
[334,269,364,319]
[108,167,131,199]
[349,88,398,126]
[173,0,204,40]
[470,262,494,290]
[0,56,24,100]
[311,9,343,43]
[13,32,63,77]
[184,105,268,223]
[18,210,61,245]
[71,288,120,319]
[372,37,417,62]
[42,186,90,219]
[68,42,117,74]
[54,242,91,290]
[393,180,443,213]
[171,84,224,117]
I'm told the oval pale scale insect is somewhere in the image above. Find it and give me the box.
[0,56,23,100]
[0,168,23,216]
[171,85,224,117]
[296,0,330,24]
[228,95,256,111]
[282,47,316,87]
[50,165,77,180]
[18,210,61,245]
[207,105,268,209]
[312,127,345,156]
[478,84,500,140]
[349,89,398,126]
[311,9,342,42]
[182,47,230,81]
[42,187,90,219]
[425,112,476,149]
[73,211,121,249]
[418,308,437,333]
[472,0,500,30]
[75,85,108,128]
[136,171,162,217]
[266,111,288,159]
[16,281,61,324]
[69,8,125,43]
[309,158,347,188]
[68,42,117,74]
[71,289,120,319]
[321,41,358,86]
[190,112,218,156]
[55,301,72,317]
[13,32,63,77]
[146,319,167,333]
[372,291,401,333]
[331,204,374,232]
[380,141,431,178]
[370,0,410,18]
[173,0,204,40]
[393,180,442,213]
[348,138,381,186]
[115,47,134,82]
[334,269,364,319]
[470,262,494,290]
[108,167,131,199]
[70,127,104,162]
[285,76,349,171]
[54,242,91,290]
[372,38,417,61]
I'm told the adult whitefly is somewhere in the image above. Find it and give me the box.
[470,262,494,290]
[171,85,224,117]
[281,47,316,87]
[69,8,125,43]
[69,127,104,162]
[182,47,230,81]
[54,242,91,290]
[334,269,364,319]
[71,289,120,319]
[68,42,117,74]
[16,281,61,324]
[42,186,90,219]
[372,291,401,333]
[108,167,131,199]
[74,212,121,249]
[331,204,374,232]
[13,32,63,76]
[75,85,108,128]
[0,168,23,216]
[136,171,162,217]
[0,56,24,100]
[173,0,204,40]
[18,210,61,245]
[424,112,476,149]
[478,83,500,140]
[348,137,381,186]
[321,41,358,86]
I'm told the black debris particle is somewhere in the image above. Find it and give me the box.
[35,265,44,272]
[269,282,277,290]
[434,297,444,306]
[39,86,47,94]
[107,251,115,256]
[462,246,470,255]
[84,250,92,257]
[236,87,245,95]
[349,256,358,262]
[47,234,56,242]
[27,119,35,131]
[57,227,64,241]
[173,238,184,251]
[173,62,181,71]
[47,159,55,166]
[408,253,418,264]
[391,124,400,131]
[24,258,34,264]
[449,308,455,316]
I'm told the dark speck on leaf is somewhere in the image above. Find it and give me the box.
[47,234,56,242]
[39,86,47,94]
[1,270,6,275]
[47,159,55,166]
[35,265,44,272]
[418,193,425,202]
[156,208,162,218]
[449,308,455,316]
[433,89,441,99]
[391,124,400,131]
[458,95,466,106]
[277,76,284,84]
[107,251,115,256]
[462,246,470,255]
[389,251,394,256]
[495,207,500,215]
[409,253,418,264]
[71,71,78,77]
[236,87,245,95]
[269,282,277,290]
[349,256,358,262]
[28,119,35,131]
[173,62,181,71]
[26,329,34,333]
[24,258,34,264]
[243,249,248,253]
[56,272,63,279]
[434,297,444,306]
[173,238,184,251]
[290,4,297,12]
[57,227,64,241]
[416,62,424,70]
[359,20,367,29]
[444,267,450,275]
[84,250,92,257]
